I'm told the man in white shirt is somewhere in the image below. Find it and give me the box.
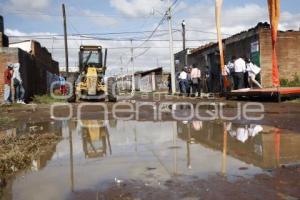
[178,67,188,95]
[178,69,187,80]
[233,57,246,89]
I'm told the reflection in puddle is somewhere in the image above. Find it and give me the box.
[2,120,300,200]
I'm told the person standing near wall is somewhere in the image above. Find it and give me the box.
[233,57,246,89]
[167,74,172,95]
[186,66,192,97]
[203,66,211,93]
[12,63,25,104]
[190,64,201,97]
[3,65,13,105]
[226,57,235,91]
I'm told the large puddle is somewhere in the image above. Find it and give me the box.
[1,120,300,199]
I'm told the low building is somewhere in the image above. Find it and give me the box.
[134,67,164,92]
[0,17,59,101]
[175,22,300,91]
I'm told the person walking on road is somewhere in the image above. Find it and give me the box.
[190,64,201,97]
[12,63,26,104]
[233,56,246,89]
[3,65,13,105]
[178,67,188,96]
[246,59,263,89]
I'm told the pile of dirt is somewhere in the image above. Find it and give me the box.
[0,133,61,178]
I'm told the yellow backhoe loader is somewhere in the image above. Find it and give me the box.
[68,45,117,102]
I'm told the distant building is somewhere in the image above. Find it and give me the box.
[0,17,59,101]
[134,67,165,92]
[175,22,300,91]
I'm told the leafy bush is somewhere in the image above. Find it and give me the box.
[280,73,300,87]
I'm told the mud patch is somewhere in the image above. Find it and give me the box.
[69,166,300,200]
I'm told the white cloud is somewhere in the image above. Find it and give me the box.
[110,0,166,17]
[5,29,55,37]
[184,3,299,35]
[80,9,119,27]
[5,0,51,12]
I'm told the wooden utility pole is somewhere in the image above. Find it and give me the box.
[130,39,135,93]
[182,20,186,51]
[182,20,187,66]
[62,4,69,77]
[167,0,176,94]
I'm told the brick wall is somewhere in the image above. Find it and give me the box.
[0,16,4,33]
[0,33,2,47]
[31,40,59,75]
[259,29,300,87]
[0,16,9,48]
[0,47,54,101]
[0,32,9,47]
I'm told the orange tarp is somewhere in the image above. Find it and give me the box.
[268,0,281,87]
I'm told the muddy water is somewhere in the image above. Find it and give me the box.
[1,120,300,200]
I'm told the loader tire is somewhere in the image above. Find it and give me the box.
[107,77,117,102]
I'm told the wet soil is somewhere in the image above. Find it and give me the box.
[1,96,300,132]
[69,166,300,200]
[0,96,300,200]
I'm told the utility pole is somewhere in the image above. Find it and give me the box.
[130,39,135,93]
[120,56,124,90]
[182,20,186,51]
[62,4,69,77]
[167,0,176,94]
[182,20,187,66]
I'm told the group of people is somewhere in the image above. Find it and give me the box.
[176,64,202,97]
[225,56,262,90]
[171,56,263,96]
[3,63,25,105]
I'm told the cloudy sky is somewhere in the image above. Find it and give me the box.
[1,0,299,75]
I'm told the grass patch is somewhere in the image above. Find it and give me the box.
[32,95,66,104]
[280,73,300,87]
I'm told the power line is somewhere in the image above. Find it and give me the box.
[1,10,159,19]
[9,36,217,42]
[7,29,231,38]
[7,29,178,38]
[46,46,201,50]
[130,0,181,60]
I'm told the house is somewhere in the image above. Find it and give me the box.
[175,22,300,91]
[0,16,59,101]
[134,67,164,92]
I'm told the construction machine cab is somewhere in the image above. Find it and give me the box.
[68,45,117,102]
[79,45,105,73]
